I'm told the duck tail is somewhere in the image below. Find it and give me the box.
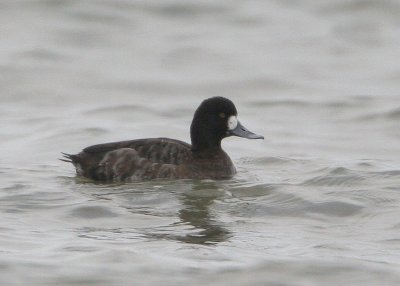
[60,152,78,164]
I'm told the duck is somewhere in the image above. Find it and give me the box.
[62,96,264,181]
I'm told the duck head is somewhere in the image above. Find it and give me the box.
[190,97,264,151]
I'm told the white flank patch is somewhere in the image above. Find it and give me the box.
[228,115,238,130]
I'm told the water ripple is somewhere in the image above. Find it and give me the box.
[69,205,119,219]
[301,167,367,187]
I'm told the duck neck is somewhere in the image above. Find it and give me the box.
[191,137,222,153]
[190,122,223,153]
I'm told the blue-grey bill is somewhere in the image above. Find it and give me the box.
[228,121,264,139]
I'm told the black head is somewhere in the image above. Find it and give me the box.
[190,97,263,152]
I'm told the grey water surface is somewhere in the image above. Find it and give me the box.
[1,0,400,285]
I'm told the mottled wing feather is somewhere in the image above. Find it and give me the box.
[68,138,193,181]
[92,148,183,181]
[83,138,192,165]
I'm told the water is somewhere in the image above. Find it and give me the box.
[1,0,400,285]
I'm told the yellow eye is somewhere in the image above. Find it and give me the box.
[219,112,226,118]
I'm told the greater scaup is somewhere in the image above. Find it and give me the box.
[62,97,263,181]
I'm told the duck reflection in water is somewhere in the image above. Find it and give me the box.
[143,181,231,245]
[176,182,231,245]
[73,180,231,245]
